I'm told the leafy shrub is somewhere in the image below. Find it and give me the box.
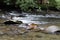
[55,0,60,10]
[1,0,60,12]
[16,0,41,12]
[49,0,56,7]
[49,0,60,10]
[3,0,41,12]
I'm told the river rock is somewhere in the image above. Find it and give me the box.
[44,25,60,34]
[28,23,38,29]
[18,24,30,29]
[0,31,4,35]
[3,20,23,25]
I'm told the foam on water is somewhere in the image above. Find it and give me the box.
[1,12,60,24]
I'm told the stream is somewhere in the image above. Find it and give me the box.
[0,11,60,25]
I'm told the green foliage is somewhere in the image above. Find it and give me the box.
[4,0,11,5]
[49,0,60,10]
[3,0,41,12]
[55,0,60,10]
[3,0,16,5]
[1,0,60,12]
[16,0,41,12]
[49,0,56,7]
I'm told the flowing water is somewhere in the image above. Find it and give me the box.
[0,11,60,40]
[0,11,60,25]
[0,5,60,40]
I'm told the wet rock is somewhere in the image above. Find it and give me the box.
[28,23,38,29]
[0,28,8,35]
[8,10,22,16]
[18,24,29,29]
[3,20,23,25]
[0,26,21,35]
[54,31,60,35]
[35,35,42,38]
[6,30,19,35]
[0,31,4,35]
[17,14,27,17]
[17,27,29,35]
[4,26,28,35]
[44,25,60,34]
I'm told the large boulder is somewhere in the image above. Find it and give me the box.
[44,25,60,34]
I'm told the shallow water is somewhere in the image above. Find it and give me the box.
[0,11,60,25]
[0,11,60,40]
